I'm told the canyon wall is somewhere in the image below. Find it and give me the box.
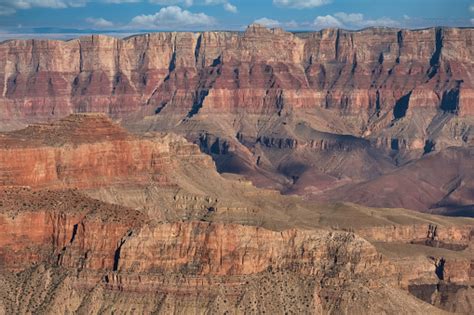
[0,188,145,271]
[1,26,472,213]
[0,26,472,133]
[0,114,213,189]
[2,189,472,313]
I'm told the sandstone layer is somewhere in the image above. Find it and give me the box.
[1,26,472,122]
[0,113,212,189]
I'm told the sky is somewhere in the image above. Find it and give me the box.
[0,0,473,40]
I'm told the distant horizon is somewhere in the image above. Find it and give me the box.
[1,24,473,42]
[0,0,473,42]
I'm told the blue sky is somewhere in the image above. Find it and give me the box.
[0,0,473,39]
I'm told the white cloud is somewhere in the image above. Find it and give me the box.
[313,15,342,29]
[471,18,474,25]
[470,5,474,12]
[334,12,364,24]
[253,17,281,28]
[273,0,331,9]
[204,0,237,13]
[86,17,115,28]
[0,0,87,15]
[223,2,237,13]
[252,18,303,30]
[150,0,193,6]
[130,6,216,29]
[14,0,86,9]
[361,17,398,28]
[313,12,398,30]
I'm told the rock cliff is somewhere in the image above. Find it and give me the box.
[1,26,472,121]
[0,25,473,214]
[0,113,212,189]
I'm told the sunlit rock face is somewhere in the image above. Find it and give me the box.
[0,113,212,189]
[0,26,472,122]
[1,26,472,210]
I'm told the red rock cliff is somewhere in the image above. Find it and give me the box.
[0,26,472,130]
[0,113,213,189]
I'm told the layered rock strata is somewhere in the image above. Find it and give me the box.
[0,25,472,151]
[0,113,212,189]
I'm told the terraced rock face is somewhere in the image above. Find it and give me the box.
[1,25,473,121]
[0,25,473,214]
[1,187,473,314]
[0,113,212,189]
[0,114,473,314]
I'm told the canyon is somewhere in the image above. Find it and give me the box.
[0,24,473,314]
[0,114,472,313]
[0,24,472,214]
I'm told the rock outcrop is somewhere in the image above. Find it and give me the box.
[0,113,212,189]
[0,188,145,271]
[1,187,473,313]
[0,26,472,152]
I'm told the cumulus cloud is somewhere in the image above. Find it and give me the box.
[253,17,281,28]
[335,12,398,28]
[85,17,115,28]
[150,0,193,6]
[0,5,16,15]
[273,0,331,9]
[252,18,304,30]
[285,20,299,29]
[204,0,237,13]
[313,12,398,30]
[130,6,216,29]
[223,2,237,13]
[470,4,474,12]
[0,0,87,15]
[334,12,364,24]
[313,15,342,29]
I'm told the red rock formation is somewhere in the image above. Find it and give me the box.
[1,26,472,213]
[358,223,473,245]
[0,188,145,271]
[358,223,474,285]
[0,113,212,189]
[0,26,471,127]
[116,221,387,277]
